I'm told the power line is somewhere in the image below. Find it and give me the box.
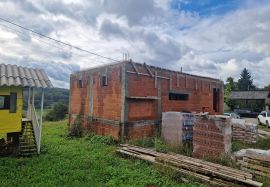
[0,17,121,62]
[0,22,105,66]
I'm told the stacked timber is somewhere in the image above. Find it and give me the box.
[231,119,258,144]
[161,112,195,147]
[118,144,262,187]
[193,116,232,159]
[236,149,270,178]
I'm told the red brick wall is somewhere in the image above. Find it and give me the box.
[91,122,120,140]
[69,73,90,128]
[92,67,122,121]
[69,66,122,128]
[127,63,224,122]
[126,124,156,139]
[69,61,223,140]
[128,100,157,121]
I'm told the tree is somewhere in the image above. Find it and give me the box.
[45,102,68,121]
[238,68,255,91]
[224,77,238,110]
[264,85,270,91]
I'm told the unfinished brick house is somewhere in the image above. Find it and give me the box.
[69,61,224,140]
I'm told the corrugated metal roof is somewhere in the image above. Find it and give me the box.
[0,64,53,88]
[230,91,270,100]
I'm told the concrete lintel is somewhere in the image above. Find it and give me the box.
[170,74,173,90]
[177,74,180,87]
[126,71,170,80]
[131,61,139,75]
[89,74,94,118]
[155,71,157,88]
[144,63,154,77]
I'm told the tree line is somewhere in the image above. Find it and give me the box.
[225,68,270,111]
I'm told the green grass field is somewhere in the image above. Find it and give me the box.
[0,120,200,187]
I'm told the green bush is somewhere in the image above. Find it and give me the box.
[45,102,68,121]
[89,135,116,145]
[68,115,83,137]
[127,137,155,148]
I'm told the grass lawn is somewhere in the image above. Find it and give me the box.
[258,124,270,132]
[0,120,200,187]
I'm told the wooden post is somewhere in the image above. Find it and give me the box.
[28,87,31,106]
[38,88,44,154]
[32,87,35,105]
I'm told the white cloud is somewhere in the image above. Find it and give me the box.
[0,0,269,88]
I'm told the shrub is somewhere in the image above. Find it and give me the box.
[89,135,116,145]
[68,115,83,137]
[45,102,68,121]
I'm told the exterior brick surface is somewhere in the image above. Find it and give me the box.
[193,117,232,159]
[69,61,224,140]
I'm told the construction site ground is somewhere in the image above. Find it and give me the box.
[0,120,201,187]
[0,119,269,186]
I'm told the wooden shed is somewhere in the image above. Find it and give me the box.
[0,64,53,155]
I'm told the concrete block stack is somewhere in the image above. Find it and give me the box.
[193,116,232,159]
[231,119,258,144]
[161,112,195,147]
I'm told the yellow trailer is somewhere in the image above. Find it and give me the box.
[0,64,53,156]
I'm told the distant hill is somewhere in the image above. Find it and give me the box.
[23,88,69,109]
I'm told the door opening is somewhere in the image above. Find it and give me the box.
[213,88,220,113]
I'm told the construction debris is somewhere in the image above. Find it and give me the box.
[235,149,270,179]
[231,119,258,144]
[193,116,232,159]
[118,144,262,187]
[161,112,195,147]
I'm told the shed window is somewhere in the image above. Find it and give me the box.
[169,92,189,101]
[102,75,108,86]
[10,93,17,113]
[0,95,10,110]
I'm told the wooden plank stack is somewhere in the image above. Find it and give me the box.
[236,149,270,179]
[118,144,263,187]
[193,116,232,159]
[231,119,258,144]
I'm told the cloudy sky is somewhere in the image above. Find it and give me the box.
[0,0,269,88]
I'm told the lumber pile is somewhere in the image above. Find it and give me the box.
[236,149,270,179]
[161,112,195,147]
[231,119,258,144]
[118,144,263,187]
[193,116,232,159]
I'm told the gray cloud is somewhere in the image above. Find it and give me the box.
[0,53,79,88]
[99,19,125,39]
[102,0,164,25]
[0,0,270,88]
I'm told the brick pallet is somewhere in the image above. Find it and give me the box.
[231,119,258,144]
[193,116,232,159]
[161,112,195,147]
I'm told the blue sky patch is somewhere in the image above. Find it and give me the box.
[170,0,243,16]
